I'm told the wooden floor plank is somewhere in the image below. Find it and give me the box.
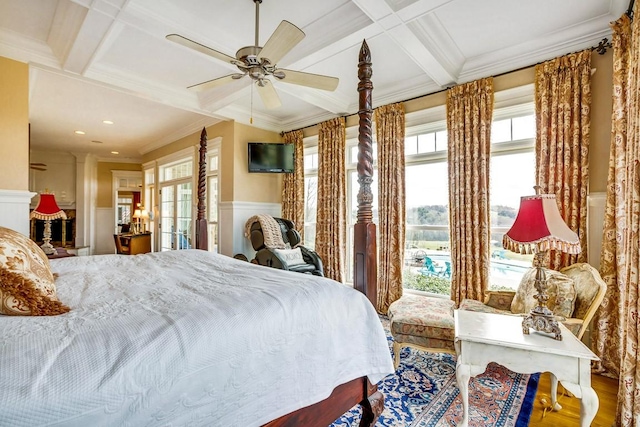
[530,372,617,426]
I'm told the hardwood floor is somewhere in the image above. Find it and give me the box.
[529,372,618,426]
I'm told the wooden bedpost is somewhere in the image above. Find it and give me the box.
[196,127,208,250]
[353,40,377,310]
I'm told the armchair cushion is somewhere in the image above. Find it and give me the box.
[511,268,576,318]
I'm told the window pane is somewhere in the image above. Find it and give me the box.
[417,133,435,153]
[405,136,418,155]
[209,156,218,171]
[406,162,449,226]
[350,146,358,164]
[490,151,535,228]
[435,130,448,151]
[489,151,535,290]
[512,115,535,140]
[304,176,317,223]
[491,119,511,143]
[208,176,218,221]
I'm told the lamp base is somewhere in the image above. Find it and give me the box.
[41,219,56,255]
[521,255,562,340]
[40,241,56,255]
[522,306,562,340]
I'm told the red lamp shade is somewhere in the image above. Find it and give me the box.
[30,194,67,220]
[502,194,580,255]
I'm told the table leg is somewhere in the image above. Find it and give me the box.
[579,385,599,427]
[456,362,471,427]
[549,373,563,411]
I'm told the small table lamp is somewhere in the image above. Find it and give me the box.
[502,191,581,340]
[30,193,67,255]
[132,208,142,234]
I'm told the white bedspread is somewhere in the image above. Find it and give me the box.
[0,250,393,427]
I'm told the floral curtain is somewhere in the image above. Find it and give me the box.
[281,129,305,238]
[534,50,591,269]
[316,117,346,282]
[375,103,406,312]
[593,10,640,426]
[446,77,494,306]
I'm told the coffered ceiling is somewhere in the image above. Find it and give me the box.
[0,0,627,161]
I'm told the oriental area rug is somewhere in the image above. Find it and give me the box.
[331,317,539,427]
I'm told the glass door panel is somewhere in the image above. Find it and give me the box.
[160,185,175,251]
[176,182,192,249]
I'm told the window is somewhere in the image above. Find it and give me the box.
[159,158,193,251]
[488,113,536,290]
[303,147,318,249]
[207,146,220,252]
[300,95,536,291]
[403,125,451,295]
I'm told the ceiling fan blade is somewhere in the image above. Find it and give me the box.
[258,21,305,65]
[30,162,47,166]
[30,167,47,171]
[275,69,339,91]
[166,34,237,65]
[188,74,243,92]
[256,80,281,110]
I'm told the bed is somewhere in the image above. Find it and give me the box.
[1,250,392,426]
[0,41,388,426]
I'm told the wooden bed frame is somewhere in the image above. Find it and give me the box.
[194,40,383,427]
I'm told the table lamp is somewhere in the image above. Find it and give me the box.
[132,208,142,234]
[502,189,581,340]
[30,192,67,255]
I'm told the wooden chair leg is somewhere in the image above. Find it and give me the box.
[393,341,401,369]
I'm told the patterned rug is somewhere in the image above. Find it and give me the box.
[331,317,539,427]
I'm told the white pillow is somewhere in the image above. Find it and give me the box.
[273,247,306,266]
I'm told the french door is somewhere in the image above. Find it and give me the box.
[159,180,192,251]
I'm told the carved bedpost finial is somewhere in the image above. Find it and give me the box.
[357,39,374,224]
[196,127,208,250]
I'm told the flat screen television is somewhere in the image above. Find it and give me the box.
[248,142,294,173]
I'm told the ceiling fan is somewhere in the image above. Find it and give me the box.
[166,0,339,109]
[30,162,47,171]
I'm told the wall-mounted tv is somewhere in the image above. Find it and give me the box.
[248,142,294,173]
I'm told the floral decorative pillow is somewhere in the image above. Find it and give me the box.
[0,226,69,316]
[511,267,576,318]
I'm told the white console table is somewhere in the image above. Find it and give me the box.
[454,310,599,427]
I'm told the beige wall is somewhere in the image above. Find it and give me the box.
[232,122,282,203]
[589,50,613,193]
[0,57,29,191]
[96,162,141,208]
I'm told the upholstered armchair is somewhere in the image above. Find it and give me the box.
[459,262,606,340]
[246,215,324,277]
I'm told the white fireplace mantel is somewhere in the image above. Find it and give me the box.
[0,189,37,236]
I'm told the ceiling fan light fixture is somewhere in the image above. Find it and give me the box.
[166,0,338,109]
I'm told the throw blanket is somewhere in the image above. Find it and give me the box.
[245,214,287,249]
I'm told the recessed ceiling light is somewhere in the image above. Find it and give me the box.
[91,140,103,144]
[111,151,119,155]
[74,130,85,135]
[102,120,114,125]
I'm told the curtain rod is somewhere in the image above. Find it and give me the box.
[281,23,624,136]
